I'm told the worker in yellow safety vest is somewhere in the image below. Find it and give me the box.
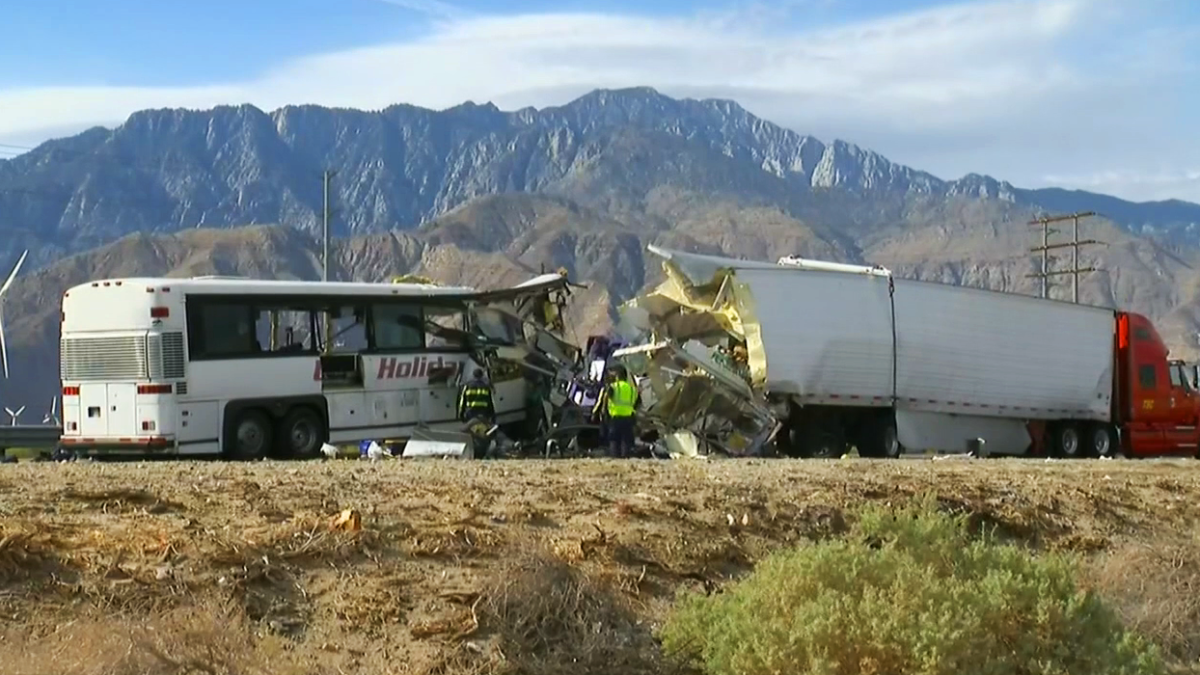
[593,364,638,458]
[458,368,496,423]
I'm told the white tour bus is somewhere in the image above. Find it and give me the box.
[58,275,566,458]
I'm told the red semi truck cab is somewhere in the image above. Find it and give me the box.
[1115,312,1200,457]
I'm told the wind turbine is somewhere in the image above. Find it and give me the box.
[0,250,29,379]
[5,405,25,426]
[43,396,59,426]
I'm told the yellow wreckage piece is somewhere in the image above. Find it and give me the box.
[392,274,438,284]
[623,260,769,387]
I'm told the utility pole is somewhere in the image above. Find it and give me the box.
[1027,211,1103,303]
[322,169,336,283]
[321,169,337,354]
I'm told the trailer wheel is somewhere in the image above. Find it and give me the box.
[277,407,325,459]
[1087,424,1116,458]
[860,416,903,459]
[1054,423,1083,459]
[775,424,805,458]
[801,423,846,459]
[227,410,272,461]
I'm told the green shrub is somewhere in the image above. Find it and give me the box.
[661,497,1164,675]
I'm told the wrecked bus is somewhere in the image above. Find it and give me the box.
[58,273,575,459]
[619,246,1200,459]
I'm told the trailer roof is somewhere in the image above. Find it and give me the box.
[647,245,1118,313]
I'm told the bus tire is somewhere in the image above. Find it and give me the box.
[277,407,325,459]
[228,410,272,461]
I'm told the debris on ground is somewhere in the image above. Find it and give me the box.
[3,460,1200,674]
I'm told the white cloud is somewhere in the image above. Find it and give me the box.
[0,0,1196,202]
[1042,170,1200,202]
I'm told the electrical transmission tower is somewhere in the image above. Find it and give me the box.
[1027,211,1104,303]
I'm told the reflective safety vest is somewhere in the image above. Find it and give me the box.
[606,380,636,418]
[459,380,493,415]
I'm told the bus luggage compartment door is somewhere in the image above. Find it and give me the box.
[107,384,138,437]
[79,383,139,437]
[80,384,106,436]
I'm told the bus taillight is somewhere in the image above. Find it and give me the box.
[150,307,169,318]
[62,386,80,396]
[137,384,173,395]
[142,421,157,431]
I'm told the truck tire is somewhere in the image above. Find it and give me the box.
[227,410,272,461]
[1053,423,1083,459]
[1087,424,1116,458]
[860,416,903,459]
[277,407,325,459]
[801,422,846,459]
[775,424,805,458]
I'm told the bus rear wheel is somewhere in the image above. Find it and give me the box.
[228,410,272,461]
[277,408,325,459]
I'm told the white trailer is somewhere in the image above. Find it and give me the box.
[641,246,1116,457]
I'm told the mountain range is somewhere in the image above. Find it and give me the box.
[2,86,1200,413]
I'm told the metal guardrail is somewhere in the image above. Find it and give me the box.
[0,425,61,449]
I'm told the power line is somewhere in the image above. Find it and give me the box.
[1027,211,1106,303]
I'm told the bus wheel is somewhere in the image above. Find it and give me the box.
[230,410,272,461]
[278,408,325,459]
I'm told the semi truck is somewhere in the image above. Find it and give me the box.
[639,246,1200,459]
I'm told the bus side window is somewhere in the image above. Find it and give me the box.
[327,305,369,353]
[370,303,423,351]
[424,307,467,350]
[253,307,315,354]
[188,301,255,359]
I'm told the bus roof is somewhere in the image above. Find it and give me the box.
[66,277,480,297]
[63,272,573,302]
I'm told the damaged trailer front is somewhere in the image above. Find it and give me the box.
[609,340,779,458]
[620,246,1116,458]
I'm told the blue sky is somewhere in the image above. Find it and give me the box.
[1,0,1198,202]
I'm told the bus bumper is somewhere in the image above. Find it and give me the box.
[58,435,175,454]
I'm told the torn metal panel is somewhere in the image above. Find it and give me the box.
[466,271,583,392]
[611,340,777,457]
[645,244,783,285]
[402,428,475,459]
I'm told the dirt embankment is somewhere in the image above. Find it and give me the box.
[2,458,1199,674]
